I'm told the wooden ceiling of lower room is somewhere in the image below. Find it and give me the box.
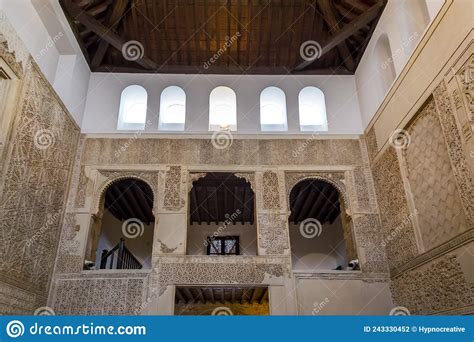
[60,0,386,75]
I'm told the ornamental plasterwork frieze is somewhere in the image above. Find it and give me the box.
[458,56,474,122]
[93,170,159,214]
[390,254,473,315]
[257,214,290,255]
[433,81,474,225]
[284,172,350,215]
[162,165,185,211]
[150,256,290,297]
[261,171,281,210]
[52,277,146,315]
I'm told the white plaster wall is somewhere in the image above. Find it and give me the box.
[95,211,154,269]
[355,0,444,128]
[295,278,393,315]
[186,223,257,256]
[81,73,363,135]
[289,216,347,271]
[1,0,90,125]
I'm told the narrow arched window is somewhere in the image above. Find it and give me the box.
[260,86,288,131]
[159,86,186,131]
[209,86,237,131]
[373,34,396,99]
[298,87,327,131]
[117,85,148,130]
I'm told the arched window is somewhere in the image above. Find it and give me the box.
[298,87,327,131]
[117,85,148,130]
[374,34,396,100]
[159,86,186,131]
[209,86,237,131]
[260,86,288,131]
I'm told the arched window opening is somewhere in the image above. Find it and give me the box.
[187,173,256,256]
[298,87,328,132]
[84,178,155,270]
[209,86,237,131]
[260,86,288,131]
[288,179,358,271]
[374,34,396,100]
[117,85,148,130]
[159,86,186,131]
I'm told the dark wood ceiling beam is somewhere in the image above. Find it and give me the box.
[185,288,196,303]
[291,187,310,224]
[296,188,319,223]
[129,185,153,223]
[87,0,112,17]
[175,288,186,303]
[343,0,369,13]
[307,185,333,222]
[191,189,201,225]
[316,0,356,71]
[259,288,268,304]
[209,288,215,303]
[250,288,260,304]
[294,0,384,71]
[94,63,351,75]
[91,0,130,68]
[317,190,340,223]
[63,0,158,70]
[110,186,135,219]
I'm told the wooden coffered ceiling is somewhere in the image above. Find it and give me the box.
[60,0,386,74]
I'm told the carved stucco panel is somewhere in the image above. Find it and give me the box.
[52,277,145,315]
[390,254,473,315]
[352,214,388,273]
[371,147,418,270]
[403,99,469,250]
[259,170,281,211]
[162,165,185,211]
[433,81,474,224]
[257,214,290,255]
[0,59,79,301]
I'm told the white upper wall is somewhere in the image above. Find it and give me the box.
[355,0,444,128]
[0,0,90,125]
[81,73,362,135]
